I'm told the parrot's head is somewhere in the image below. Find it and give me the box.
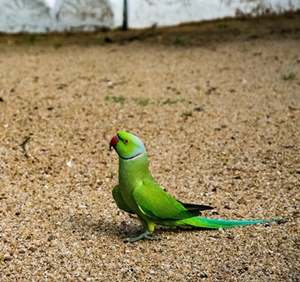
[110,132,146,159]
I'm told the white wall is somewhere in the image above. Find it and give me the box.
[0,0,119,33]
[128,0,300,28]
[0,0,299,33]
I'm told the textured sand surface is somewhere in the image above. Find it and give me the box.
[1,14,300,281]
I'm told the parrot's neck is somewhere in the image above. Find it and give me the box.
[125,151,147,160]
[118,153,153,188]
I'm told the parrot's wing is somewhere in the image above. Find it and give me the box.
[133,179,198,220]
[112,185,135,214]
[179,201,214,212]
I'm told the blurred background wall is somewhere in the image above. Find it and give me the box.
[0,0,299,33]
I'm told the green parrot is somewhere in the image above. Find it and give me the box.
[110,132,281,242]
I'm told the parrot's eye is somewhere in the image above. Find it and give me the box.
[124,139,129,145]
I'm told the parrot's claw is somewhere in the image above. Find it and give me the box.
[124,231,160,242]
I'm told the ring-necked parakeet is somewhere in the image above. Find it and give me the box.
[110,132,281,242]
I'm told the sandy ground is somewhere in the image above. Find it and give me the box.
[0,13,300,281]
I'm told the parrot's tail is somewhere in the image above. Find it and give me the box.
[172,216,281,229]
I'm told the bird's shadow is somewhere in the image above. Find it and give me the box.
[68,213,216,241]
[68,208,289,242]
[67,215,110,239]
[67,213,147,241]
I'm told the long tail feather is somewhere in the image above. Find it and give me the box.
[175,216,281,229]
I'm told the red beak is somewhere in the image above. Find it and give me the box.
[110,135,119,150]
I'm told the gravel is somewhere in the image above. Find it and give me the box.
[0,13,299,281]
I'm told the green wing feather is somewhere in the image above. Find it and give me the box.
[133,179,200,220]
[179,201,213,212]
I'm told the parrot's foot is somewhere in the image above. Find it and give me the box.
[124,231,160,243]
